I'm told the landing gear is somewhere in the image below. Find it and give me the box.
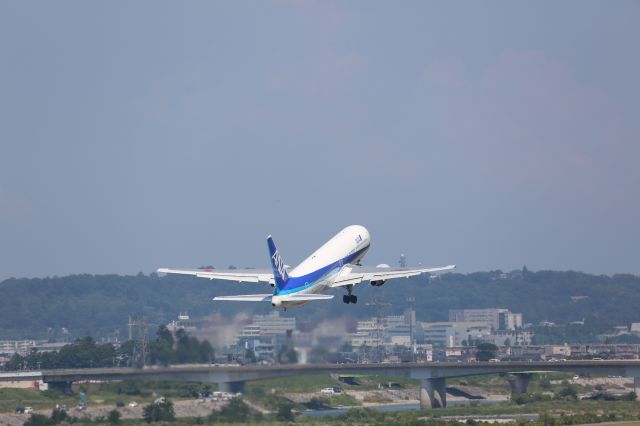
[342,295,358,304]
[342,285,358,304]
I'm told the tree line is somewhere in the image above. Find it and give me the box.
[1,269,639,341]
[4,327,213,370]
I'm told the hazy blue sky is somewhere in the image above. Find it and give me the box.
[1,1,638,279]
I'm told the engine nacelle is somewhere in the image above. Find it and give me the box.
[370,279,387,287]
[271,296,283,307]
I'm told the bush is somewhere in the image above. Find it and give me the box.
[108,409,121,424]
[24,414,52,426]
[276,401,295,422]
[210,397,253,423]
[512,392,553,405]
[50,408,68,424]
[305,396,330,409]
[539,377,552,390]
[556,384,578,400]
[143,399,175,423]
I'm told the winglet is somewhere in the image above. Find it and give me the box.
[267,235,289,290]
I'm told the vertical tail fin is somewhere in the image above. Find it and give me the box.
[267,235,289,290]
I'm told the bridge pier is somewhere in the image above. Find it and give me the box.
[219,381,246,394]
[419,378,447,409]
[506,373,532,394]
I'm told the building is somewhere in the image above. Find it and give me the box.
[234,311,296,360]
[421,322,491,347]
[166,312,198,333]
[544,344,572,358]
[350,309,419,349]
[351,320,383,348]
[448,309,523,330]
[486,330,533,347]
[0,340,37,357]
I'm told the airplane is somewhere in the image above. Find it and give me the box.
[157,225,455,309]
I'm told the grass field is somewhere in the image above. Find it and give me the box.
[0,388,79,413]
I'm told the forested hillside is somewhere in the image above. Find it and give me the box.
[0,269,639,340]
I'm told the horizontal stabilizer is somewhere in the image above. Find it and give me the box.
[213,294,273,302]
[285,294,334,301]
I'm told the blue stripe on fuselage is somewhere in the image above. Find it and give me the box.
[274,244,369,296]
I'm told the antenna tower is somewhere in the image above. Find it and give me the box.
[128,316,148,368]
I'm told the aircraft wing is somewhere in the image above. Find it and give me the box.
[330,264,456,288]
[157,268,274,284]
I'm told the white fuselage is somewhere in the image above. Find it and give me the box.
[270,225,371,308]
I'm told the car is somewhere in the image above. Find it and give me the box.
[488,359,500,363]
[128,401,138,407]
[23,407,33,414]
[320,387,336,395]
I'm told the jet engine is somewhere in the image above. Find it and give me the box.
[370,279,387,287]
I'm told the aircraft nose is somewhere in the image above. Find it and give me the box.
[356,225,370,243]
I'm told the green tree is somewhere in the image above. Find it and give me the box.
[245,348,256,363]
[276,401,295,422]
[50,408,68,424]
[143,399,175,423]
[108,409,121,424]
[475,343,498,361]
[277,345,298,364]
[210,397,251,423]
[23,414,51,426]
[556,383,578,400]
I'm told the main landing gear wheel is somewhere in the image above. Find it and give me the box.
[343,284,357,304]
[342,295,358,304]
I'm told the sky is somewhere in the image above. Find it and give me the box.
[1,1,638,280]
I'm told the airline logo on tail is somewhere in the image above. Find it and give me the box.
[267,235,289,289]
[271,250,288,283]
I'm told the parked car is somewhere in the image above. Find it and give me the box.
[320,387,336,395]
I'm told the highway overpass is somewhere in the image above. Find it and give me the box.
[3,361,640,409]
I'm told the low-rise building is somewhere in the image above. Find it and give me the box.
[448,308,523,331]
[544,344,572,358]
[421,322,491,347]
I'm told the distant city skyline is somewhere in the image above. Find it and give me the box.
[1,1,639,280]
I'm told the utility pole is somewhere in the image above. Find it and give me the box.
[367,293,390,363]
[407,297,415,362]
